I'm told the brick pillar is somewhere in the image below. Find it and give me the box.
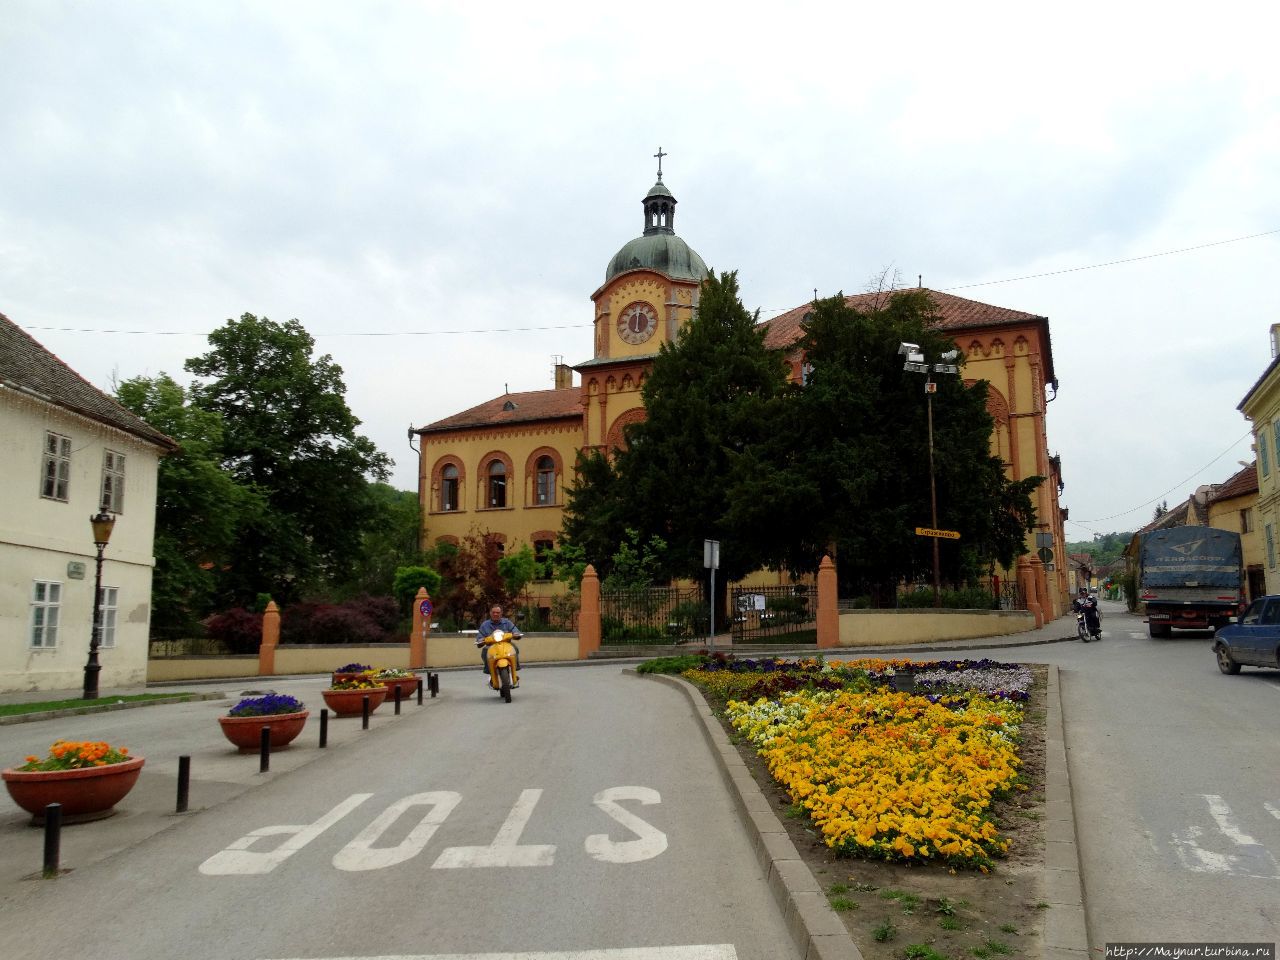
[409,588,429,669]
[1017,556,1043,628]
[578,564,601,659]
[258,601,280,676]
[816,554,839,648]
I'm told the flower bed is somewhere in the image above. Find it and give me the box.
[679,655,1032,870]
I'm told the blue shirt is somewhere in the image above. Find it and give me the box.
[477,617,518,640]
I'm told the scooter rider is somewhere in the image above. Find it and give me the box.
[476,604,522,674]
[1072,587,1101,636]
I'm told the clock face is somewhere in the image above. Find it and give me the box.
[617,301,658,345]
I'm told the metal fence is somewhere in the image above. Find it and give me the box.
[600,586,707,644]
[729,585,817,644]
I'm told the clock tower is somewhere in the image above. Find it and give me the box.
[576,153,709,451]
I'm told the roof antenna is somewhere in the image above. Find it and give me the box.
[504,383,509,394]
[918,274,923,288]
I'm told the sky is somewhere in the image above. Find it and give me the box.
[3,1,1277,544]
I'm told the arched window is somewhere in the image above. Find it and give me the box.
[535,455,556,505]
[441,465,459,512]
[487,459,507,508]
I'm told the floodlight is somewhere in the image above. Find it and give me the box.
[898,342,919,356]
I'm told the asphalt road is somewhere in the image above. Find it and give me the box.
[0,668,797,960]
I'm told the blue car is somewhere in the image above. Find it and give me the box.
[1213,596,1280,675]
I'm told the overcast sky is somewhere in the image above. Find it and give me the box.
[4,2,1277,543]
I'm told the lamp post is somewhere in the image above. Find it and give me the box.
[83,503,116,700]
[900,342,959,607]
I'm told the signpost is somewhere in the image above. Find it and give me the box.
[419,597,433,639]
[915,527,961,540]
[704,540,719,650]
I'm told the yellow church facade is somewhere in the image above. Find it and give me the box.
[412,170,1068,620]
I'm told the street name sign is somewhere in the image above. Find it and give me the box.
[915,527,960,540]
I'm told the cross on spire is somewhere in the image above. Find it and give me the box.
[654,146,667,180]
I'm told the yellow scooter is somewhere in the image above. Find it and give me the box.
[481,629,520,702]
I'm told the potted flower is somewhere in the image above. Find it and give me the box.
[3,739,145,823]
[218,694,309,750]
[374,667,419,701]
[322,676,388,716]
[332,662,373,685]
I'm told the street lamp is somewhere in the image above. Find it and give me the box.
[900,343,960,607]
[83,502,117,700]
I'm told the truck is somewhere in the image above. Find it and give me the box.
[1138,526,1244,638]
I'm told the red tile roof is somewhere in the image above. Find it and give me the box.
[1208,461,1259,504]
[760,288,1049,351]
[0,311,177,450]
[418,387,582,435]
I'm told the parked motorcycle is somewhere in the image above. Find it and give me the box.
[480,629,520,702]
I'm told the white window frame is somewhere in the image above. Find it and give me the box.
[101,450,126,513]
[535,456,556,505]
[31,581,62,648]
[99,585,119,648]
[41,431,72,501]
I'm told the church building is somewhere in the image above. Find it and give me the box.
[412,163,1068,619]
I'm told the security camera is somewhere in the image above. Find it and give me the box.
[898,342,919,356]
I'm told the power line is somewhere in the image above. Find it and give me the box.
[1069,430,1254,526]
[21,323,591,338]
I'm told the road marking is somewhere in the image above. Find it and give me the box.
[432,788,556,868]
[334,792,461,872]
[586,786,668,864]
[1128,632,1146,639]
[1266,802,1280,821]
[265,948,738,960]
[200,794,372,876]
[1169,794,1280,879]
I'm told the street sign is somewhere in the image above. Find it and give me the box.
[915,527,960,540]
[1037,546,1053,565]
[703,539,720,570]
[419,598,434,618]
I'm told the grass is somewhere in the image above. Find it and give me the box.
[905,946,947,960]
[873,921,898,942]
[939,916,964,931]
[972,940,1013,958]
[880,890,921,914]
[0,693,196,718]
[829,896,858,912]
[999,924,1018,935]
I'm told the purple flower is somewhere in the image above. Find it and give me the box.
[228,693,305,717]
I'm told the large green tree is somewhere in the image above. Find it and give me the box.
[114,374,264,634]
[185,313,391,603]
[562,270,792,584]
[727,288,1040,598]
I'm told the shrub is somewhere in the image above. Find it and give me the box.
[282,602,386,645]
[206,608,264,654]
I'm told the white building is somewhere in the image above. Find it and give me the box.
[1,313,176,693]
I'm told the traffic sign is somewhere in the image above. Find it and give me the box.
[1037,546,1053,565]
[419,598,434,618]
[915,527,960,540]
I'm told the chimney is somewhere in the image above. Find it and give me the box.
[1271,323,1280,359]
[554,360,573,389]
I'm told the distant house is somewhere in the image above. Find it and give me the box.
[1066,552,1094,592]
[0,313,176,693]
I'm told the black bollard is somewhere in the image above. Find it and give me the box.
[319,708,328,748]
[361,695,370,729]
[394,685,402,715]
[176,755,191,813]
[429,672,439,698]
[416,677,424,705]
[259,725,271,773]
[42,803,62,878]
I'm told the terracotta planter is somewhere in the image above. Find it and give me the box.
[218,710,309,751]
[3,756,145,823]
[321,686,387,717]
[379,675,419,701]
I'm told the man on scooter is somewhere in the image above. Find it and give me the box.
[476,604,522,674]
[1072,587,1101,637]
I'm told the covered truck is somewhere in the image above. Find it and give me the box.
[1138,526,1244,638]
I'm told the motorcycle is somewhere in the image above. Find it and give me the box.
[479,629,520,702]
[1075,601,1102,642]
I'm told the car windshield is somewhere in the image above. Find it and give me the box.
[1241,600,1265,624]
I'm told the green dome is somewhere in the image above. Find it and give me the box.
[606,175,707,283]
[606,233,709,283]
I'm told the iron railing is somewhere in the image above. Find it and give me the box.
[600,586,706,644]
[729,585,817,644]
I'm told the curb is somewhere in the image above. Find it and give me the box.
[0,691,227,726]
[641,670,864,960]
[638,664,1090,960]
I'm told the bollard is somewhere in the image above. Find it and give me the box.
[319,708,328,748]
[429,672,439,697]
[259,726,271,773]
[43,803,62,878]
[417,677,424,705]
[361,695,370,729]
[394,685,402,715]
[176,755,191,813]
